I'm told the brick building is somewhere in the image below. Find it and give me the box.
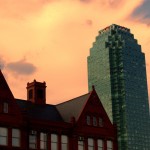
[0,70,118,150]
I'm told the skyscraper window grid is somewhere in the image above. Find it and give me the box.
[88,24,150,150]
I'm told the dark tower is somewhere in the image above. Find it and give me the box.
[88,24,150,150]
[27,80,46,104]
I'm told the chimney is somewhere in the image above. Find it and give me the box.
[26,80,46,104]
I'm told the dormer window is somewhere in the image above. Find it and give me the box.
[86,116,103,127]
[3,103,8,113]
[86,116,91,125]
[93,117,97,126]
[99,117,103,127]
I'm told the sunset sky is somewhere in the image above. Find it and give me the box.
[0,0,150,105]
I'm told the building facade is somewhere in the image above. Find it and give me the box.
[0,70,118,150]
[88,24,150,150]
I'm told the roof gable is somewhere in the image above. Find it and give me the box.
[56,93,91,122]
[77,88,113,129]
[0,70,22,121]
[56,88,113,131]
[0,70,14,100]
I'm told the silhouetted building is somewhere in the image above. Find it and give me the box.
[0,70,118,150]
[88,24,150,150]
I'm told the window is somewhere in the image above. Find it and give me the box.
[93,117,97,126]
[29,89,33,99]
[88,138,94,150]
[3,103,8,113]
[78,140,84,150]
[51,134,58,150]
[86,116,91,125]
[107,140,113,150]
[61,135,68,150]
[12,129,20,147]
[40,133,47,150]
[99,118,103,127]
[37,89,44,99]
[0,127,8,146]
[98,139,103,150]
[29,131,37,149]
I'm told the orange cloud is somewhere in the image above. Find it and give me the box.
[0,0,149,106]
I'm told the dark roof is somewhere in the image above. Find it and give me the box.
[56,92,91,122]
[16,99,63,122]
[0,70,14,99]
[15,91,92,123]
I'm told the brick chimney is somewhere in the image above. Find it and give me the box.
[26,80,46,104]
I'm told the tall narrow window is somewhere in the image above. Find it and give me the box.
[29,131,37,149]
[12,129,20,147]
[98,139,103,150]
[107,140,113,150]
[93,117,97,126]
[86,116,91,125]
[61,135,68,150]
[78,140,84,150]
[29,89,33,99]
[51,134,58,150]
[37,89,44,99]
[40,133,47,150]
[88,138,94,150]
[3,103,8,113]
[99,118,103,127]
[0,127,8,146]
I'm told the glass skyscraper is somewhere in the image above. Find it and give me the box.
[88,24,150,150]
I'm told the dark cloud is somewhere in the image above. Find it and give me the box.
[7,59,36,75]
[131,0,150,24]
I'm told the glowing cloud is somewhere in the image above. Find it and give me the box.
[0,0,149,105]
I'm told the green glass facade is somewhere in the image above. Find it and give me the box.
[88,24,150,150]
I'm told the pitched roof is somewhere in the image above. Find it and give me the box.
[0,70,14,100]
[56,92,91,122]
[16,99,63,122]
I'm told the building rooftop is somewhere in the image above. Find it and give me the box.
[56,92,91,122]
[16,99,63,122]
[99,24,130,34]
